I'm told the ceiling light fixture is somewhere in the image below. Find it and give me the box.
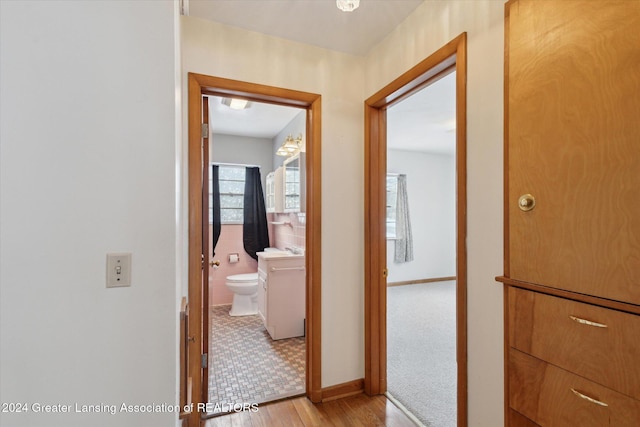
[221,97,252,110]
[336,0,360,12]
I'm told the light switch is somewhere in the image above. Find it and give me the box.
[106,253,132,288]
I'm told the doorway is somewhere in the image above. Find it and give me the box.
[386,71,458,426]
[206,96,307,413]
[364,34,468,426]
[186,74,322,426]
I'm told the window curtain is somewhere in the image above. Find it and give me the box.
[211,164,221,258]
[394,174,414,263]
[243,167,269,260]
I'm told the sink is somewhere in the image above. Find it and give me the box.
[258,249,303,258]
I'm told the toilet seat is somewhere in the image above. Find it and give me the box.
[226,272,258,283]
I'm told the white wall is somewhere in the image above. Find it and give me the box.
[182,17,366,387]
[386,150,456,282]
[0,1,180,426]
[366,2,505,425]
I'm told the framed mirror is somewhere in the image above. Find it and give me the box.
[283,153,305,212]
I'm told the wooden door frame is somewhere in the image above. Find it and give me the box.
[187,73,322,426]
[364,33,468,426]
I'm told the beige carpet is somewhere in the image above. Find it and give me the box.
[387,281,457,427]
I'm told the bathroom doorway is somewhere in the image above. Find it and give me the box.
[186,74,322,426]
[363,34,467,426]
[206,95,307,414]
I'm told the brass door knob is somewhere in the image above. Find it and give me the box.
[209,260,220,267]
[518,194,536,211]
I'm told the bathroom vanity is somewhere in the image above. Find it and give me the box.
[257,251,305,340]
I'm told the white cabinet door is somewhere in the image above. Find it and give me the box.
[257,272,267,324]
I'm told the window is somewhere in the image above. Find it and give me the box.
[386,174,398,239]
[209,165,245,224]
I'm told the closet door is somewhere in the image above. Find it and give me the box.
[507,0,640,304]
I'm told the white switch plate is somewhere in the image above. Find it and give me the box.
[106,253,132,288]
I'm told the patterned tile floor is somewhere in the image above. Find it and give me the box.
[208,305,305,414]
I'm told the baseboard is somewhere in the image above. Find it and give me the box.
[321,378,364,402]
[385,392,425,426]
[387,276,456,287]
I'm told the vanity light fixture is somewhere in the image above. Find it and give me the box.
[336,0,360,12]
[276,145,290,157]
[221,97,252,110]
[276,134,303,157]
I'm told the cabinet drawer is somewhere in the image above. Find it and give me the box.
[509,349,640,427]
[509,287,640,400]
[508,408,539,427]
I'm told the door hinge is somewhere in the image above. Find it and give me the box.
[179,0,189,16]
[201,123,209,139]
[201,353,208,369]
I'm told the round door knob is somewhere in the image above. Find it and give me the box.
[209,260,220,267]
[518,194,536,211]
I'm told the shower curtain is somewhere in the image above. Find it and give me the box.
[394,174,414,263]
[211,164,221,257]
[243,167,269,260]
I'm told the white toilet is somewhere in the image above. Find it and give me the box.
[225,272,259,316]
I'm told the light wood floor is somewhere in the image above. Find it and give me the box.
[203,394,417,427]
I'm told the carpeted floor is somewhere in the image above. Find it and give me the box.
[387,280,457,427]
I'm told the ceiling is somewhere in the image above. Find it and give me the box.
[387,71,456,155]
[209,96,303,139]
[196,0,455,155]
[209,72,456,155]
[188,0,425,56]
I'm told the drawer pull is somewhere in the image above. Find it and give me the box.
[270,266,305,272]
[569,315,608,328]
[570,388,608,407]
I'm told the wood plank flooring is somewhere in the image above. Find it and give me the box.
[203,394,417,427]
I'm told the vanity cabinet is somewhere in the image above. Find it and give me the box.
[265,167,283,213]
[499,1,640,425]
[257,253,305,340]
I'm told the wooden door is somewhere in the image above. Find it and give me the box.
[506,0,640,304]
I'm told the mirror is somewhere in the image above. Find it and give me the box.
[283,153,305,212]
[265,167,284,213]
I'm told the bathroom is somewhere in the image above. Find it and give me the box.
[206,96,307,414]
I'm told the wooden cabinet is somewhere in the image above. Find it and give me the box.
[509,288,640,400]
[500,1,640,425]
[506,0,640,304]
[509,348,640,427]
